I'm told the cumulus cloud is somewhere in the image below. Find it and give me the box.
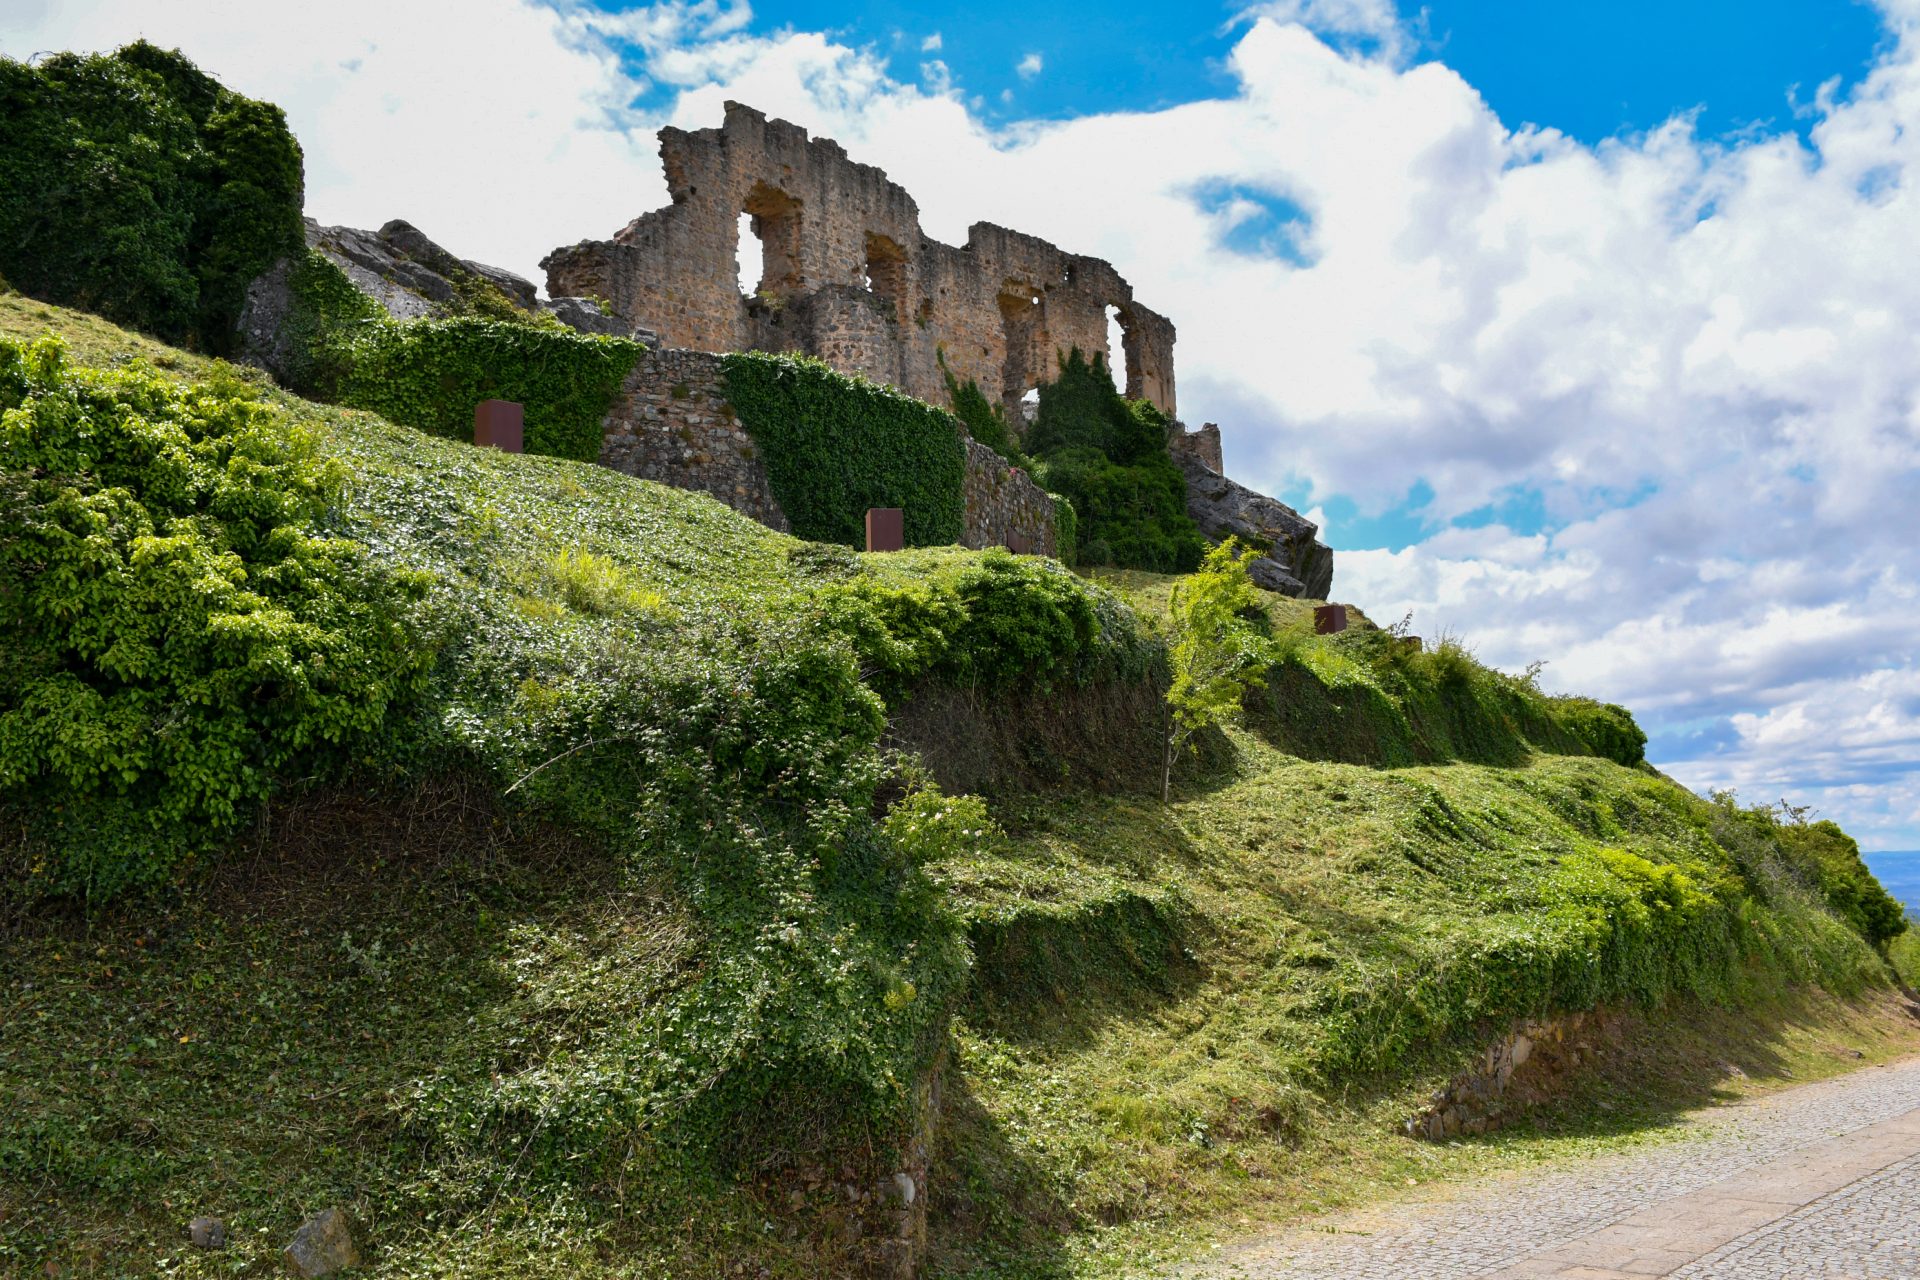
[1016,51,1043,79]
[5,1,1919,845]
[921,32,942,53]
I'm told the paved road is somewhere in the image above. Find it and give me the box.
[1197,1056,1920,1279]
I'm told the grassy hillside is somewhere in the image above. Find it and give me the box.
[1,292,1912,1280]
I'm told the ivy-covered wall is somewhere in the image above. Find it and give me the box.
[283,250,643,463]
[0,43,304,353]
[722,352,967,547]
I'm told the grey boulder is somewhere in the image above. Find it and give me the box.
[284,1206,360,1277]
[1175,452,1335,600]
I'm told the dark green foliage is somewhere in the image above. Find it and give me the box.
[277,251,642,462]
[723,352,967,547]
[1775,817,1908,948]
[0,337,431,898]
[0,43,303,351]
[940,352,1022,463]
[1027,349,1206,573]
[338,317,642,463]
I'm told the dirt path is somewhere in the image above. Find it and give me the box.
[1195,1056,1920,1279]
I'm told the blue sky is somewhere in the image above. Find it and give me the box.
[657,0,1890,143]
[4,0,1919,851]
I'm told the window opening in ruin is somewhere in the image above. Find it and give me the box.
[1110,303,1143,400]
[736,213,762,299]
[739,182,803,303]
[864,233,907,323]
[997,286,1044,425]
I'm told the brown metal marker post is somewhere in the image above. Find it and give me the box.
[865,507,904,552]
[474,400,525,452]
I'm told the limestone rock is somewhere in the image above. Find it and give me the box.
[544,294,653,341]
[188,1215,227,1250]
[307,217,540,322]
[1174,452,1334,600]
[283,1207,359,1277]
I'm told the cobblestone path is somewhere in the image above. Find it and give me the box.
[1196,1056,1920,1279]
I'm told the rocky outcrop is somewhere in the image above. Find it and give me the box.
[1176,452,1334,599]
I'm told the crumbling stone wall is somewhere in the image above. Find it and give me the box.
[1167,421,1224,475]
[601,348,1058,553]
[961,440,1058,558]
[600,348,788,531]
[543,102,1179,426]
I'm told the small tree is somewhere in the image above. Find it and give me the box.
[1163,538,1275,802]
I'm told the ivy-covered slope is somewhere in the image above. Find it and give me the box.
[0,294,1150,1276]
[0,296,1910,1280]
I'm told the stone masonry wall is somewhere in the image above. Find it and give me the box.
[599,347,1056,554]
[1408,1007,1629,1141]
[544,101,1179,428]
[599,348,788,532]
[961,440,1058,558]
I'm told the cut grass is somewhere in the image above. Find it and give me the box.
[924,730,1906,1276]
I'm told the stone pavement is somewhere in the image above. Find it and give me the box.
[1196,1056,1920,1279]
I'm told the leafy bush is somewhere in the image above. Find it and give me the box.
[1027,350,1206,573]
[940,353,1022,464]
[0,337,430,897]
[818,549,1100,698]
[1771,815,1906,948]
[723,352,966,547]
[0,43,304,351]
[1166,540,1277,799]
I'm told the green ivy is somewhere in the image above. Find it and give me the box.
[722,352,966,547]
[940,350,1022,464]
[0,43,303,352]
[0,336,431,898]
[338,317,642,463]
[281,252,642,463]
[1027,349,1206,573]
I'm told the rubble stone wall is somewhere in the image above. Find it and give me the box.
[544,101,1178,426]
[600,348,789,532]
[961,440,1059,558]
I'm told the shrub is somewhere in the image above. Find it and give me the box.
[0,336,431,898]
[940,352,1022,464]
[817,550,1101,699]
[1775,818,1908,949]
[1027,350,1205,573]
[0,43,304,351]
[1165,539,1278,800]
[723,352,967,547]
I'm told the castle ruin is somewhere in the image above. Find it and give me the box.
[543,102,1177,427]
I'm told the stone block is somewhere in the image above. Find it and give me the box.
[474,399,524,453]
[866,507,904,553]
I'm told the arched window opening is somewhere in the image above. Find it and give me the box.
[864,232,907,322]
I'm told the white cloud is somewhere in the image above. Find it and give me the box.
[1016,51,1043,79]
[6,1,1920,846]
[921,32,942,53]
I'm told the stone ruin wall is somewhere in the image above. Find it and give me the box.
[605,348,1057,556]
[543,101,1178,427]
